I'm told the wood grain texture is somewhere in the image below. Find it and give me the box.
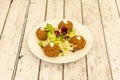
[82,0,112,80]
[0,0,120,80]
[98,0,120,80]
[39,0,63,80]
[64,0,87,80]
[14,0,46,80]
[0,0,30,80]
[0,0,12,38]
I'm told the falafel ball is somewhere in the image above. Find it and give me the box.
[36,28,47,40]
[58,20,73,30]
[43,42,60,57]
[70,36,86,50]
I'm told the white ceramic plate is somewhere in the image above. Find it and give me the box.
[28,19,93,63]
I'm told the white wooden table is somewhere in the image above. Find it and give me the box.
[0,0,120,80]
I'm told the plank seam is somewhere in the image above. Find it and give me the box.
[11,0,31,80]
[37,0,48,80]
[80,0,84,24]
[85,56,89,80]
[97,0,114,80]
[80,0,89,80]
[63,0,65,19]
[62,0,65,80]
[115,0,120,18]
[62,63,64,80]
[0,0,13,39]
[44,0,48,21]
[37,60,41,80]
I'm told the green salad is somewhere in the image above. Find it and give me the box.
[38,23,77,56]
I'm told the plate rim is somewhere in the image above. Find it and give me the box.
[27,19,93,64]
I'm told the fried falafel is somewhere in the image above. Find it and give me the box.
[43,42,60,57]
[70,36,86,50]
[36,28,47,40]
[58,20,73,30]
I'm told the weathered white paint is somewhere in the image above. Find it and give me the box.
[99,0,120,80]
[82,0,112,80]
[15,0,46,80]
[64,0,87,80]
[0,0,30,80]
[39,0,63,80]
[0,0,120,79]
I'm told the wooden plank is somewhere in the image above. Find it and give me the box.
[39,0,63,80]
[14,0,46,80]
[98,0,120,80]
[0,0,12,38]
[81,0,112,80]
[0,0,30,80]
[64,0,87,80]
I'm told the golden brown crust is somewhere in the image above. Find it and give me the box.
[58,21,73,30]
[36,28,47,40]
[43,43,60,57]
[70,36,86,50]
